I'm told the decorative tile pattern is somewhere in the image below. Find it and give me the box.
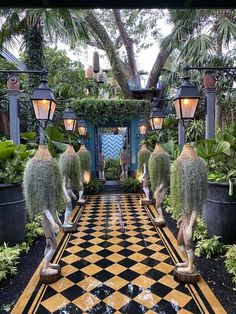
[15,194,226,314]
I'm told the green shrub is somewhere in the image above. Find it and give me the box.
[193,216,209,241]
[104,158,121,180]
[148,144,170,193]
[84,178,102,195]
[121,177,140,193]
[0,244,21,281]
[0,214,44,282]
[224,245,236,284]
[195,236,226,259]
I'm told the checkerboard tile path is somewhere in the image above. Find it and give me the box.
[14,194,226,314]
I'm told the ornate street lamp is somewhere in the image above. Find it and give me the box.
[31,79,56,123]
[31,79,56,144]
[173,77,200,120]
[62,108,77,133]
[138,118,148,136]
[78,118,87,137]
[149,97,166,131]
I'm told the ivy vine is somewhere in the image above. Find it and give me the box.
[70,98,150,125]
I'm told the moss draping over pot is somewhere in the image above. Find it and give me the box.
[170,144,207,214]
[137,144,151,179]
[77,144,91,183]
[148,144,170,193]
[59,145,81,191]
[23,146,63,220]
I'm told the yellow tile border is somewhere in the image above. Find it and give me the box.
[12,203,85,314]
[142,194,227,314]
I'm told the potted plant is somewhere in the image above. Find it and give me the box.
[121,177,140,193]
[0,140,34,244]
[196,123,236,243]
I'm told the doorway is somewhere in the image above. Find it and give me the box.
[96,126,130,180]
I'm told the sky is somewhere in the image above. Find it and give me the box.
[8,12,172,77]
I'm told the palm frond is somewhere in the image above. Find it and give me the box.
[217,18,236,46]
[179,34,214,63]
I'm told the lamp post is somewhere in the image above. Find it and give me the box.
[62,107,77,144]
[31,79,56,144]
[0,69,47,144]
[183,64,236,139]
[173,77,200,146]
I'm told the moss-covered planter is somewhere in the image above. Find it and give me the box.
[203,181,236,244]
[0,183,26,244]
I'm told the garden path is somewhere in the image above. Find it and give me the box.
[12,194,226,314]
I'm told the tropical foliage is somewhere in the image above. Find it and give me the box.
[196,123,236,195]
[0,140,34,183]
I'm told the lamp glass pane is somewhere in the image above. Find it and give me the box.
[32,99,51,120]
[181,98,198,119]
[153,117,163,130]
[49,100,56,121]
[139,125,147,135]
[64,119,75,132]
[78,126,87,136]
[174,99,181,119]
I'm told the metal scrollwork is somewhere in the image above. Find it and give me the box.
[7,74,19,85]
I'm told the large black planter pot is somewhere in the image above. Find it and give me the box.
[0,183,26,244]
[203,181,236,244]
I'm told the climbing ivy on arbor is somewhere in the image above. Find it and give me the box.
[71,98,150,125]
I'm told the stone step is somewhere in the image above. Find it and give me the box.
[101,180,122,193]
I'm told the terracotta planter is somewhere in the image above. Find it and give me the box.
[7,75,20,90]
[203,72,216,88]
[85,66,94,80]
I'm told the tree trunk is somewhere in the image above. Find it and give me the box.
[146,46,172,89]
[85,12,131,98]
[23,24,45,91]
[113,9,140,88]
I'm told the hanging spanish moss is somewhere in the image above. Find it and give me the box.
[59,145,81,191]
[77,144,91,183]
[23,145,63,220]
[137,144,151,179]
[171,144,207,214]
[148,144,170,193]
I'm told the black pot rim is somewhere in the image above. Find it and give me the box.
[207,181,235,187]
[0,183,22,188]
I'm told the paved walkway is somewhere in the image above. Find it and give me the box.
[13,194,226,314]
